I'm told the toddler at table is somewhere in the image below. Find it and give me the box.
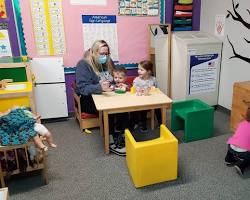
[109,67,130,156]
[130,60,161,132]
[225,105,250,176]
[110,67,130,92]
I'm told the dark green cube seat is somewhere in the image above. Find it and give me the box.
[171,99,214,142]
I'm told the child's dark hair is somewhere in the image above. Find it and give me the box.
[139,60,153,75]
[246,106,250,122]
[113,67,127,76]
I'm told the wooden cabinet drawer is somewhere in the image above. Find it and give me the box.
[230,81,250,131]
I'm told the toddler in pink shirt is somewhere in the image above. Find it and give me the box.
[225,106,250,176]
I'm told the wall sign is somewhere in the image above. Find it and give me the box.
[29,0,66,55]
[189,54,219,95]
[0,23,12,57]
[118,0,159,16]
[82,15,119,62]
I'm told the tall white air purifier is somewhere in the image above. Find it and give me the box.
[171,31,222,106]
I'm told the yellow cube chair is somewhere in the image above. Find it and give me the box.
[125,125,178,188]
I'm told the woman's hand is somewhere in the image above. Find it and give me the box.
[100,80,112,92]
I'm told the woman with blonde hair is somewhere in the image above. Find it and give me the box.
[75,40,114,114]
[75,40,126,156]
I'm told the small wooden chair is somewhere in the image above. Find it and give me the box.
[71,83,99,130]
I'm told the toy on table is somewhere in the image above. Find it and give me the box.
[114,83,127,94]
[0,81,6,90]
[0,107,57,151]
[135,86,150,96]
[134,86,157,96]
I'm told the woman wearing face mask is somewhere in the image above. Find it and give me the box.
[75,40,126,156]
[75,40,114,115]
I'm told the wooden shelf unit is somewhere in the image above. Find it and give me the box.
[148,24,171,96]
[0,62,36,113]
[172,0,193,31]
[230,81,250,131]
[0,142,48,188]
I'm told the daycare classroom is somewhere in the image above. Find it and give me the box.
[0,0,250,199]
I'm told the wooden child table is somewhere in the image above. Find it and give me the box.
[92,90,172,154]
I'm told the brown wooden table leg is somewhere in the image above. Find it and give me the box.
[150,109,155,130]
[103,111,109,154]
[161,107,167,125]
[99,111,103,137]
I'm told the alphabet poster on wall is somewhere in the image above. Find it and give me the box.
[118,0,159,16]
[189,54,219,95]
[0,23,12,57]
[29,0,66,55]
[82,15,119,62]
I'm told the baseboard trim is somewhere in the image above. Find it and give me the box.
[216,105,231,115]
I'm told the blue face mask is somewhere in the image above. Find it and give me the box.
[98,55,108,64]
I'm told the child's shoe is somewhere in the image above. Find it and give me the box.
[235,164,244,176]
[234,161,246,176]
[109,144,126,156]
[225,151,237,166]
[139,126,148,133]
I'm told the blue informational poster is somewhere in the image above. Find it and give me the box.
[189,54,219,95]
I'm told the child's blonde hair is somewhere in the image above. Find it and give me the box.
[84,40,114,74]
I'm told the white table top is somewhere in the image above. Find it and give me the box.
[92,90,172,111]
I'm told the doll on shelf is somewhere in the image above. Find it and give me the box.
[0,107,56,151]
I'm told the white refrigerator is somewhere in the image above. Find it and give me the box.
[31,57,68,119]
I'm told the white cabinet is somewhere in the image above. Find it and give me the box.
[149,24,171,96]
[171,31,222,105]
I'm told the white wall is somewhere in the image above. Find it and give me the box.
[200,0,250,109]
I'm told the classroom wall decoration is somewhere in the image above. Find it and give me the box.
[13,0,27,56]
[118,0,159,16]
[0,0,7,18]
[20,0,159,67]
[70,0,107,6]
[226,0,250,64]
[0,23,12,57]
[82,15,119,62]
[0,0,20,57]
[29,0,66,56]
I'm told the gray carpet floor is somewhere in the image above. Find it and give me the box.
[7,108,250,200]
